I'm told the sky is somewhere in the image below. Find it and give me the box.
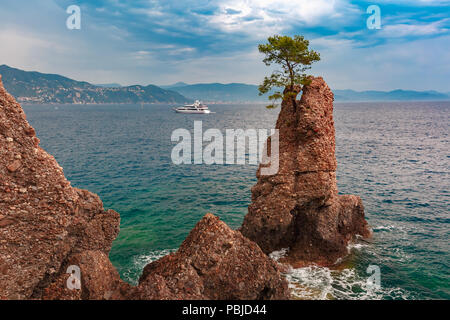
[0,0,449,91]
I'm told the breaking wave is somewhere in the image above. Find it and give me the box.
[122,249,176,285]
[269,248,413,300]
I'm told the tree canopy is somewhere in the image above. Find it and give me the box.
[258,35,320,108]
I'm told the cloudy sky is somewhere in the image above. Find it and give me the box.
[0,0,449,91]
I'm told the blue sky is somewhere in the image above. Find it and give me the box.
[0,0,449,91]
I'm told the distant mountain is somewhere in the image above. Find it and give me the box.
[166,82,450,102]
[2,64,447,104]
[169,83,266,102]
[0,65,188,104]
[333,89,450,101]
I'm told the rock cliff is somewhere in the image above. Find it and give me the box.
[0,75,123,299]
[240,77,371,265]
[0,74,289,299]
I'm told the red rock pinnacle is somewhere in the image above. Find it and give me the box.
[240,77,371,266]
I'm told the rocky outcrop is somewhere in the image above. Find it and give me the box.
[129,213,289,300]
[0,75,124,299]
[0,75,289,300]
[240,77,371,265]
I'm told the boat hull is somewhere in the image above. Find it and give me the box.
[174,109,211,114]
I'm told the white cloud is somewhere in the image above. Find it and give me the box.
[375,0,450,5]
[310,33,450,91]
[381,18,449,37]
[168,47,196,55]
[310,36,357,49]
[208,0,358,35]
[165,48,265,84]
[0,29,67,71]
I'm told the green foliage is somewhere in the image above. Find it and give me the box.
[258,35,320,108]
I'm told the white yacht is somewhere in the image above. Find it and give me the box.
[174,100,211,114]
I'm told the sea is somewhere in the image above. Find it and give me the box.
[23,101,449,300]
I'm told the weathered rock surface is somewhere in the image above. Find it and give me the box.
[0,75,123,299]
[130,213,289,300]
[240,77,371,265]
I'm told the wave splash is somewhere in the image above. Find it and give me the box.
[269,248,412,300]
[125,242,413,300]
[123,249,177,285]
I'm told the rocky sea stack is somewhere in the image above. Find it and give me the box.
[0,74,288,300]
[241,77,371,266]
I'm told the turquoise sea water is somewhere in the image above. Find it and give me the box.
[23,101,449,300]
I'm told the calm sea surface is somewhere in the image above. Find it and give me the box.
[23,101,449,300]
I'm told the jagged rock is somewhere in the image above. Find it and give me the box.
[240,77,371,265]
[130,213,290,300]
[0,75,123,299]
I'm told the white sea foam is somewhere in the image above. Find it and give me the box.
[269,247,412,300]
[347,242,370,252]
[373,224,405,232]
[129,247,412,299]
[392,247,412,262]
[132,248,176,269]
[124,248,176,284]
[269,248,289,261]
[284,265,412,300]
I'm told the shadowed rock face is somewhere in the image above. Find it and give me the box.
[240,77,371,265]
[0,75,123,299]
[130,213,289,300]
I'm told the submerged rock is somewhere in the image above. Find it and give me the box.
[240,77,371,265]
[131,213,290,300]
